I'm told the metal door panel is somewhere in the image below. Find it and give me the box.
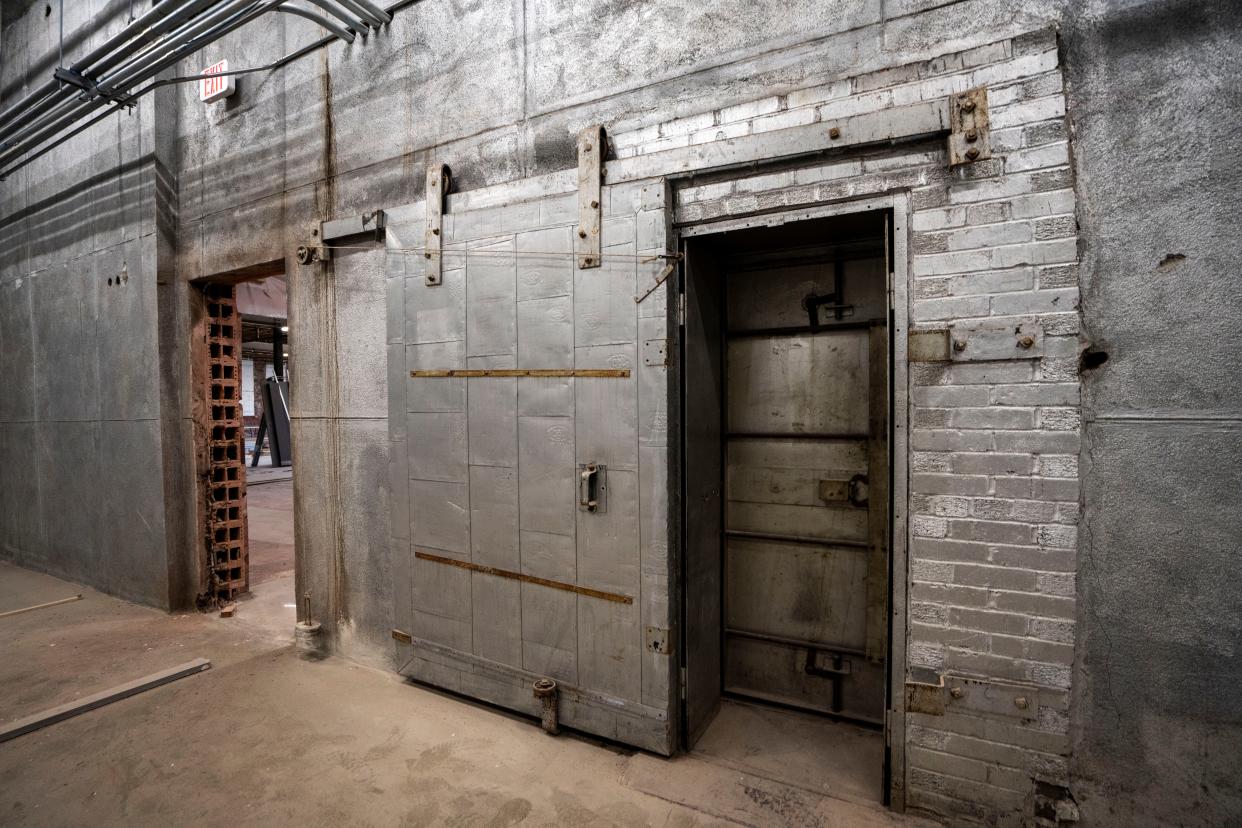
[390,186,675,757]
[727,437,867,474]
[726,501,869,542]
[726,332,869,436]
[721,246,888,724]
[725,538,869,649]
[728,463,864,507]
[682,240,725,747]
[516,415,577,537]
[724,635,887,723]
[726,258,887,332]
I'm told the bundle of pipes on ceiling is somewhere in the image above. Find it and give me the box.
[0,0,392,180]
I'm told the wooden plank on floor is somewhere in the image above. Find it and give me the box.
[0,594,82,619]
[0,658,212,743]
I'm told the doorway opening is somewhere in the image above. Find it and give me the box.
[192,270,294,637]
[680,208,894,806]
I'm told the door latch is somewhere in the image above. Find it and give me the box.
[578,463,608,513]
[848,473,869,507]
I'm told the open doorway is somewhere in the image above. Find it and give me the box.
[193,272,294,636]
[680,208,894,806]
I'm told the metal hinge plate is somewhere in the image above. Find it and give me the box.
[948,87,992,166]
[643,338,669,367]
[425,163,451,286]
[576,126,604,269]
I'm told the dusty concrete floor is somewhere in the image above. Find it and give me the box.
[0,563,933,827]
[245,477,295,585]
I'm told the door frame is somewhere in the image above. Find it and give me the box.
[673,193,911,810]
[187,260,289,609]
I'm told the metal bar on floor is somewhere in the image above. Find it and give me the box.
[0,659,212,744]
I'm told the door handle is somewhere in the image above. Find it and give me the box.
[578,463,608,513]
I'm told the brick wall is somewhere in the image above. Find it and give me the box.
[617,28,1079,826]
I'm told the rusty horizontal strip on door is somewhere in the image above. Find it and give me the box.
[414,550,634,604]
[409,368,631,378]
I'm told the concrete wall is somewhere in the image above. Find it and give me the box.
[2,0,1240,824]
[0,0,175,608]
[1060,1,1242,824]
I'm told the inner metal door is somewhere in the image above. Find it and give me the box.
[719,219,890,725]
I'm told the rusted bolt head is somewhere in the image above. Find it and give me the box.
[1014,696,1029,710]
[578,229,587,239]
[965,147,980,161]
[949,686,964,699]
[954,339,967,352]
[590,200,599,209]
[295,245,312,265]
[424,252,432,259]
[965,128,978,143]
[960,98,976,112]
[582,257,594,266]
[431,227,440,236]
[533,677,557,698]
[1018,336,1035,349]
[828,127,841,139]
[584,144,592,153]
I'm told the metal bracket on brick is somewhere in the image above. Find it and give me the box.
[948,86,992,166]
[424,163,451,286]
[576,125,604,269]
[944,676,1040,723]
[950,319,1045,361]
[905,667,946,715]
[909,329,950,362]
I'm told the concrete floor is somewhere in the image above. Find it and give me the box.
[0,562,933,827]
[245,477,295,585]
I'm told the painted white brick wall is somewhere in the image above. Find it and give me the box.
[642,28,1080,827]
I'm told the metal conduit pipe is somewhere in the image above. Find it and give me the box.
[71,0,215,75]
[0,0,397,175]
[0,0,225,136]
[295,0,369,33]
[336,0,391,25]
[0,0,262,163]
[0,7,351,180]
[100,0,263,94]
[276,5,356,43]
[0,0,195,129]
[84,0,228,77]
[0,0,248,151]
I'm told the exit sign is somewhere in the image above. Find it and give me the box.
[200,60,235,103]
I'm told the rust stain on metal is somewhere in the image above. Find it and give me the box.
[390,629,413,644]
[414,551,633,604]
[409,368,630,378]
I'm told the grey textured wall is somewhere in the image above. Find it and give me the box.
[0,0,174,608]
[2,0,1240,823]
[1060,1,1242,823]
